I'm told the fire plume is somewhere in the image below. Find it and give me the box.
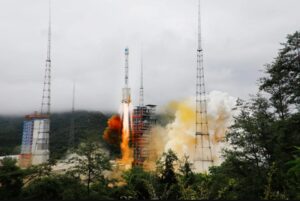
[119,103,133,167]
[102,104,133,169]
[103,115,122,145]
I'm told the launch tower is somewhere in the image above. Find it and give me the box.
[132,50,156,167]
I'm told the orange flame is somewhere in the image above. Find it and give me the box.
[103,104,133,169]
[119,103,133,167]
[103,115,122,145]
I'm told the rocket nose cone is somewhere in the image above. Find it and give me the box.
[125,47,129,54]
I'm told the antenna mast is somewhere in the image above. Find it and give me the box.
[195,0,213,172]
[32,0,52,164]
[41,0,52,116]
[69,83,76,148]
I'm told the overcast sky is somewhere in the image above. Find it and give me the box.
[0,0,299,115]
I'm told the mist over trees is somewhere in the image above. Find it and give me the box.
[0,31,299,200]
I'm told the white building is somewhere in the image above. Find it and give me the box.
[19,113,50,167]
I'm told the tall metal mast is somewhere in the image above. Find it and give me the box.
[139,49,144,107]
[32,0,52,164]
[195,0,213,172]
[69,83,76,148]
[41,0,52,116]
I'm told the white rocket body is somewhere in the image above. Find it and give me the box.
[122,47,131,104]
[122,87,131,104]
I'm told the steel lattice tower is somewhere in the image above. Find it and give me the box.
[195,0,213,172]
[41,0,52,116]
[68,83,76,149]
[33,0,52,163]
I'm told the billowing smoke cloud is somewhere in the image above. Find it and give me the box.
[103,115,122,147]
[145,90,237,171]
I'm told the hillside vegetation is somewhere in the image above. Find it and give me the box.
[0,111,109,159]
[0,111,174,160]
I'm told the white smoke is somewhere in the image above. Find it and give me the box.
[146,90,237,171]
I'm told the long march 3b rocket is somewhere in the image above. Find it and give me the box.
[122,47,131,104]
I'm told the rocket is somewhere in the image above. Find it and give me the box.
[122,47,131,104]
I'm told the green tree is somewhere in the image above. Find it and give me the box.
[263,162,288,200]
[208,160,240,200]
[121,166,157,200]
[177,155,199,200]
[218,31,300,199]
[219,95,275,200]
[0,157,24,199]
[23,160,56,186]
[67,139,111,196]
[156,149,181,200]
[286,147,300,199]
[179,172,211,200]
[260,31,300,118]
[22,174,86,200]
[178,155,195,187]
[258,31,300,199]
[89,179,114,200]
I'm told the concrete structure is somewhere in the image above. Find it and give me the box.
[19,113,50,167]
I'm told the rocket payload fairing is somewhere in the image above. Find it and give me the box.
[122,47,131,104]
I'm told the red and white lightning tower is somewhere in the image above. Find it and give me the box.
[194,0,213,172]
